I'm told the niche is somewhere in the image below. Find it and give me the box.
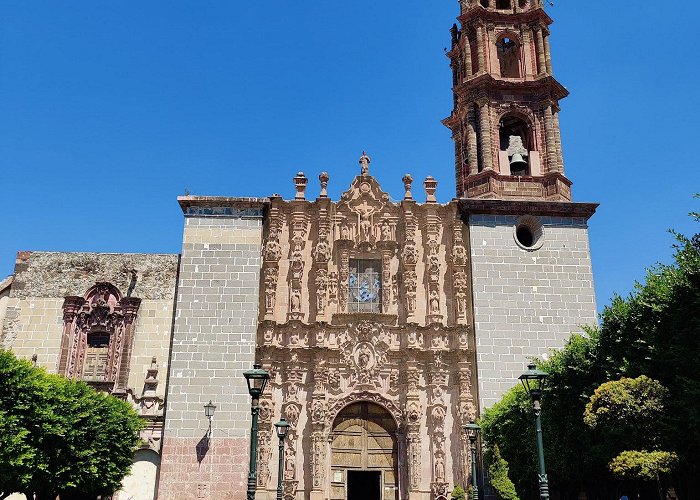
[496,0,512,8]
[497,36,521,78]
[480,0,490,7]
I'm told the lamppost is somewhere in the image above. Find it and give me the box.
[244,364,270,500]
[274,418,290,500]
[204,400,216,435]
[519,363,550,500]
[464,421,481,500]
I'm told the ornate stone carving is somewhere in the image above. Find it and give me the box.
[339,321,391,387]
[264,267,278,312]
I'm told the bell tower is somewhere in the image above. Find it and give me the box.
[443,0,570,200]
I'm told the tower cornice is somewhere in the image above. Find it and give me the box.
[458,7,552,26]
[452,74,569,104]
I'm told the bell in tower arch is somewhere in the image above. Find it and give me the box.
[507,135,529,176]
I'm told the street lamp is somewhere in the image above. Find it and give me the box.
[204,400,216,434]
[519,363,550,500]
[464,421,481,500]
[244,364,270,500]
[274,418,290,500]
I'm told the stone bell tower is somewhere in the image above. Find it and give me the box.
[444,0,600,410]
[444,0,570,200]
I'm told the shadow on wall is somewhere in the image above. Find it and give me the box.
[196,433,210,464]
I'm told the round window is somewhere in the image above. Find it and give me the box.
[514,216,544,250]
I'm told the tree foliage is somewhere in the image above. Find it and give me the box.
[0,350,143,499]
[451,485,466,500]
[584,375,668,450]
[609,451,678,481]
[480,211,700,499]
[486,445,519,500]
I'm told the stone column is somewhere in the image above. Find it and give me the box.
[543,104,557,173]
[476,24,486,74]
[535,26,546,75]
[464,35,473,77]
[467,105,479,175]
[544,33,553,75]
[479,100,494,171]
[553,110,564,173]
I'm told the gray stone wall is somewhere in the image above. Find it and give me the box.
[9,252,177,300]
[158,201,265,500]
[163,208,264,440]
[468,214,597,409]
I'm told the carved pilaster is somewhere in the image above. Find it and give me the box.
[425,212,443,325]
[263,202,283,319]
[401,205,418,318]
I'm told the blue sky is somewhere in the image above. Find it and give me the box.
[1,1,698,312]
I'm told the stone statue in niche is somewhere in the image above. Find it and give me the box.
[430,289,440,315]
[454,271,469,317]
[453,245,468,266]
[290,289,301,313]
[314,240,331,263]
[360,213,372,242]
[291,251,304,280]
[284,450,296,480]
[402,245,418,265]
[264,229,282,262]
[264,268,277,310]
[328,272,338,301]
[381,223,392,241]
[341,225,350,240]
[434,456,445,482]
[315,270,328,313]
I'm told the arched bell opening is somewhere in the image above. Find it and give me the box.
[330,402,399,500]
[496,35,522,79]
[499,114,534,176]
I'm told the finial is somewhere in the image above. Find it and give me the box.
[359,151,371,176]
[319,172,329,198]
[293,172,308,200]
[402,174,414,200]
[424,176,438,203]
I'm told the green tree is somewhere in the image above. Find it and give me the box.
[451,485,467,500]
[584,375,669,451]
[0,350,143,499]
[486,445,519,500]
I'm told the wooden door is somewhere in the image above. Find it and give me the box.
[330,402,398,500]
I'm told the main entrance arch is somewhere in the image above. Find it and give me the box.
[329,402,399,500]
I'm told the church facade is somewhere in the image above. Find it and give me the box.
[0,1,598,500]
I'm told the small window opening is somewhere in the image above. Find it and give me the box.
[496,0,511,8]
[497,37,521,78]
[83,330,110,381]
[348,259,382,313]
[516,227,534,247]
[480,0,490,7]
[519,0,528,7]
[499,115,531,176]
[514,216,544,251]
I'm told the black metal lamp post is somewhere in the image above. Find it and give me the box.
[274,418,290,500]
[519,363,550,500]
[204,400,216,435]
[464,421,481,500]
[244,364,270,500]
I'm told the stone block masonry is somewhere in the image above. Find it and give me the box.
[468,211,598,410]
[158,197,268,500]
